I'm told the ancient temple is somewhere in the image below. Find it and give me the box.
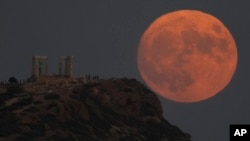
[58,56,73,77]
[32,56,49,77]
[32,55,73,78]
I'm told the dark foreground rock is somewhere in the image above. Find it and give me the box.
[0,78,191,141]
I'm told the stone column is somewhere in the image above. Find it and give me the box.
[65,56,73,77]
[32,56,48,77]
[32,56,40,77]
[58,56,65,75]
[45,57,49,75]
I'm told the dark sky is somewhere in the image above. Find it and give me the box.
[0,1,249,141]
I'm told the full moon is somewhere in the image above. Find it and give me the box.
[137,10,237,103]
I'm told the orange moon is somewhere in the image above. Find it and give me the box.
[137,10,238,103]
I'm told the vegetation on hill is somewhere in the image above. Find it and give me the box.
[0,77,192,141]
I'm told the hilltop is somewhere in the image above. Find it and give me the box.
[0,77,192,141]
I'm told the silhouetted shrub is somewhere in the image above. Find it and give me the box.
[44,93,60,100]
[15,135,33,141]
[29,123,45,136]
[45,103,58,110]
[8,77,18,84]
[6,85,24,95]
[69,93,80,99]
[33,100,42,105]
[47,136,69,141]
[0,98,5,106]
[23,106,40,113]
[142,87,152,94]
[123,87,134,93]
[141,102,155,116]
[121,77,138,87]
[0,112,19,137]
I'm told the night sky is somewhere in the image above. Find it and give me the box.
[0,1,249,141]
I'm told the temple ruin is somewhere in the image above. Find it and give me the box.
[32,55,73,78]
[58,56,73,77]
[32,56,49,77]
[0,55,102,94]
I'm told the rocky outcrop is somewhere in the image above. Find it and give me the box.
[0,78,191,141]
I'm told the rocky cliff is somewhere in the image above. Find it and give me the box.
[0,78,192,141]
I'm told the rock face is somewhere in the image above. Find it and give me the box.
[0,78,192,141]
